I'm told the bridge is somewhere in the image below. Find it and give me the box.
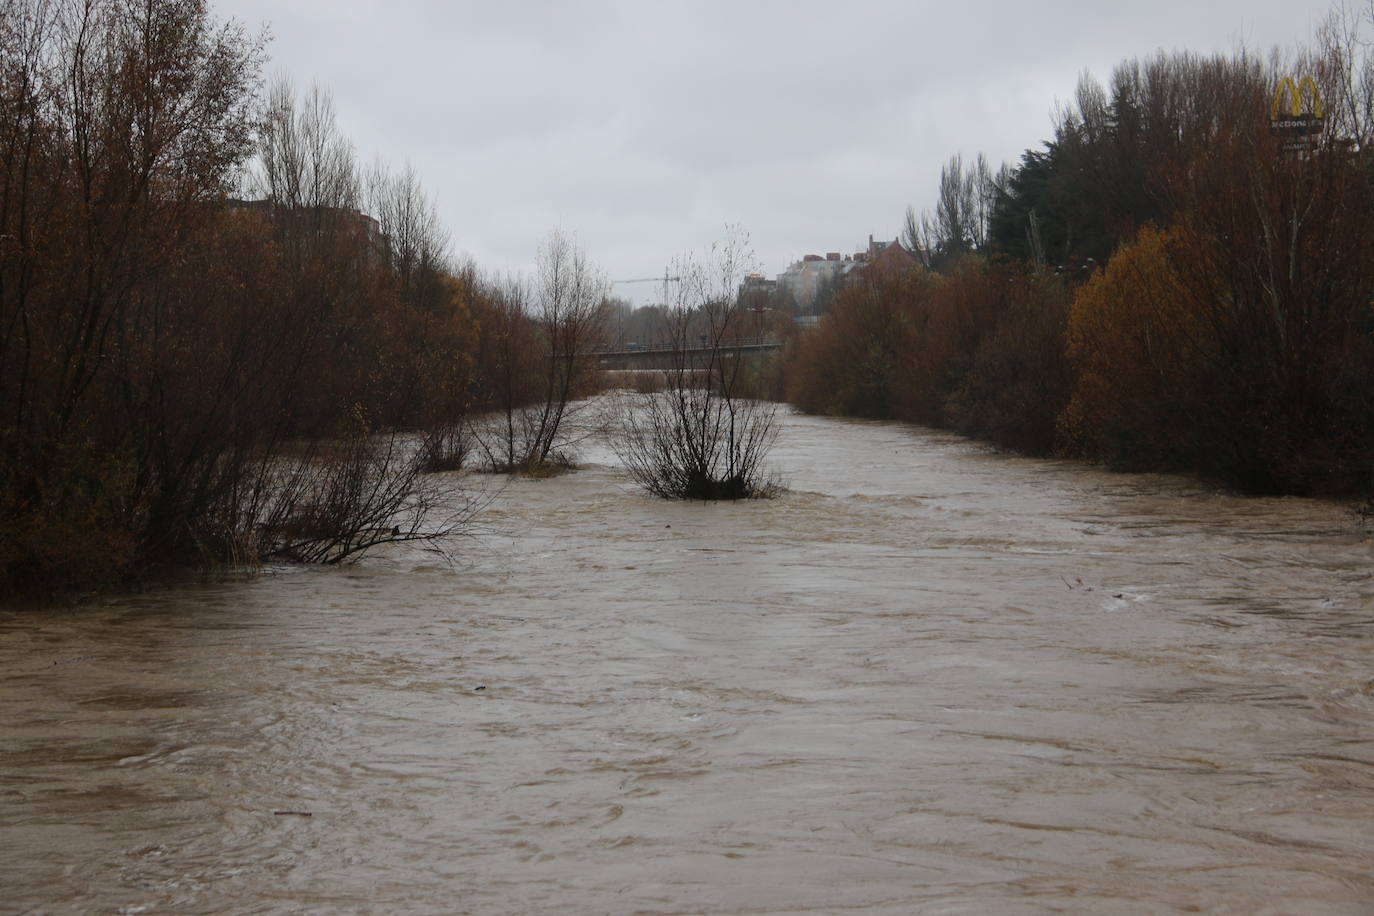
[595,336,782,370]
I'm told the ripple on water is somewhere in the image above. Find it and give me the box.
[2,408,1372,914]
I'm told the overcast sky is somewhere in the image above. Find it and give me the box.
[216,0,1341,301]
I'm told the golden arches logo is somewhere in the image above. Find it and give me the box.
[1270,76,1325,144]
[1271,75,1324,121]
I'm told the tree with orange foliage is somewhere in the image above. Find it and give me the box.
[1060,225,1206,471]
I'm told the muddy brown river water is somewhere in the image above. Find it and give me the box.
[3,410,1373,914]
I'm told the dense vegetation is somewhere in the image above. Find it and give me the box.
[782,14,1374,499]
[0,0,603,599]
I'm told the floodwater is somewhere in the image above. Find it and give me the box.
[3,409,1372,914]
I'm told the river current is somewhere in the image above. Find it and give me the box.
[3,409,1372,914]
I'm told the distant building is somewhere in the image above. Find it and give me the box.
[775,235,920,312]
[738,273,777,303]
[776,254,856,312]
[863,235,917,274]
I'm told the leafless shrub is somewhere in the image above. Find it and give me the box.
[616,389,782,500]
[254,429,478,565]
[419,423,472,473]
[625,370,666,394]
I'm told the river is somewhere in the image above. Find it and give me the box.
[3,408,1372,914]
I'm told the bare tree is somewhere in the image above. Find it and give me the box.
[365,159,451,312]
[909,152,1001,268]
[1313,0,1374,150]
[473,273,536,470]
[901,204,930,267]
[615,227,781,500]
[474,229,608,473]
[251,77,359,213]
[933,153,973,256]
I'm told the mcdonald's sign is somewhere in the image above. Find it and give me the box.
[1270,76,1325,138]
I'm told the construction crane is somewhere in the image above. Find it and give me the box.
[611,268,681,306]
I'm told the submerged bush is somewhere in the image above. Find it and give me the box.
[616,388,781,500]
